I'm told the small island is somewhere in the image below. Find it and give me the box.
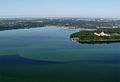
[70,28,120,44]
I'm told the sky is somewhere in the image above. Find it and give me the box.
[0,0,120,18]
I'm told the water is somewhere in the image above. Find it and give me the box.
[0,26,120,82]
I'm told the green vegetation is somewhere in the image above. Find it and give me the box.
[0,22,45,31]
[70,28,120,43]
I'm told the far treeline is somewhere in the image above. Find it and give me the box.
[0,22,45,31]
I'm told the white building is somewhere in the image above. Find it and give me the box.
[94,32,110,36]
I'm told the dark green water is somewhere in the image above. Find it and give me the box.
[0,26,120,82]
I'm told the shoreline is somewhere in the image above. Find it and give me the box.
[47,25,96,30]
[71,37,120,44]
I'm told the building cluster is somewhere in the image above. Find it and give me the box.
[94,32,110,36]
[97,26,120,29]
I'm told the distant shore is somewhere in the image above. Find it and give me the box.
[47,25,96,30]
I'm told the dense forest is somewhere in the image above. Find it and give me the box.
[70,28,120,43]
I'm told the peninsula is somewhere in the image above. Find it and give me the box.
[70,28,120,43]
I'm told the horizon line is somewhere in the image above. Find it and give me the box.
[0,17,120,19]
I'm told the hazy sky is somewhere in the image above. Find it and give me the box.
[0,0,120,18]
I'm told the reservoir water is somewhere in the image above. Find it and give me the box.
[0,26,120,82]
